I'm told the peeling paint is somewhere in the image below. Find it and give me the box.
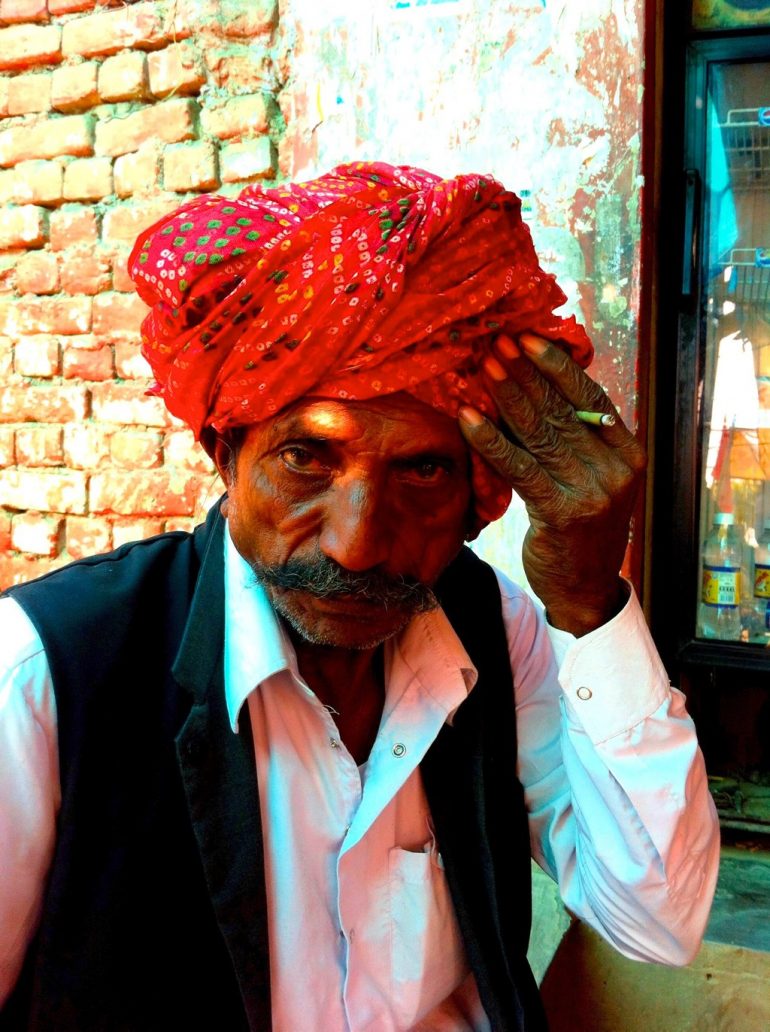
[278,0,644,578]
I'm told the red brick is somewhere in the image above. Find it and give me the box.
[0,336,11,378]
[0,114,93,166]
[62,2,167,58]
[7,72,52,115]
[50,206,98,250]
[0,427,15,467]
[110,429,162,468]
[62,342,113,380]
[114,341,151,379]
[65,514,111,559]
[90,469,198,516]
[0,468,87,513]
[101,200,178,246]
[98,50,147,102]
[62,421,110,468]
[216,0,277,37]
[164,429,213,474]
[91,382,169,427]
[164,517,197,533]
[15,424,63,466]
[62,156,113,201]
[113,144,159,198]
[0,509,10,550]
[0,0,49,23]
[111,517,162,547]
[48,0,95,13]
[201,94,268,141]
[11,512,63,557]
[210,49,272,94]
[110,249,134,291]
[59,246,111,295]
[0,24,61,71]
[0,206,47,249]
[0,555,67,589]
[0,295,91,335]
[14,334,60,377]
[162,139,218,192]
[15,251,59,294]
[5,160,63,206]
[220,138,274,184]
[51,62,99,113]
[0,383,88,422]
[147,41,206,99]
[91,292,147,338]
[95,98,198,158]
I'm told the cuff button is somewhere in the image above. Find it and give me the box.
[576,686,593,701]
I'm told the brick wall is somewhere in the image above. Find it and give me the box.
[0,0,282,587]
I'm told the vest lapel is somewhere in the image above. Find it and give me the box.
[173,505,272,1032]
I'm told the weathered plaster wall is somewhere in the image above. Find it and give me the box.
[277,0,645,579]
[0,0,645,587]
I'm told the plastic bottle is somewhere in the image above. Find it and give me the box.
[751,519,770,643]
[699,512,742,640]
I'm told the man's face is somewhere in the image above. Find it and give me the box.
[215,393,473,650]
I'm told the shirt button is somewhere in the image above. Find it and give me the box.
[330,737,340,749]
[576,686,593,701]
[392,742,406,757]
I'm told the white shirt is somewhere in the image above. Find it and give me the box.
[0,531,720,1030]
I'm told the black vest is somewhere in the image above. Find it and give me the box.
[2,502,547,1032]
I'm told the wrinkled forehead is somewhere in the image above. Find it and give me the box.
[264,392,466,448]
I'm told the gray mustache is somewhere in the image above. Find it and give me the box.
[252,556,439,612]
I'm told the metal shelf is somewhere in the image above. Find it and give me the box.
[718,106,770,188]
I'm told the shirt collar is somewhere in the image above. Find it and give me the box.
[223,524,479,732]
[223,526,298,731]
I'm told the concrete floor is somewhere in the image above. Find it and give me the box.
[531,842,770,1031]
[706,844,770,953]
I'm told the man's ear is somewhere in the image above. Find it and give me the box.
[211,434,236,489]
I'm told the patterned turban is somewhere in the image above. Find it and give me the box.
[128,161,592,530]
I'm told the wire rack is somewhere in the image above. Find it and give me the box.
[717,248,770,308]
[719,107,770,189]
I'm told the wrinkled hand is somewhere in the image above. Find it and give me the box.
[459,332,646,636]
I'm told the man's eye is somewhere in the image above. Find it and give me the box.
[403,460,450,484]
[279,447,325,472]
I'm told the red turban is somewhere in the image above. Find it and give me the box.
[128,161,592,530]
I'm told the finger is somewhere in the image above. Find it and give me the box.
[513,334,645,470]
[458,406,563,508]
[517,333,624,428]
[483,352,601,466]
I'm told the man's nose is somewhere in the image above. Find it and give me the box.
[318,476,392,572]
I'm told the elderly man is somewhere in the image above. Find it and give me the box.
[0,163,718,1032]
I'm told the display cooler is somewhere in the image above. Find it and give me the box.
[653,2,770,835]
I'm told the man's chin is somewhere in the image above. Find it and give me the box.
[271,591,414,650]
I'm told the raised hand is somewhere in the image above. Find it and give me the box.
[459,332,646,636]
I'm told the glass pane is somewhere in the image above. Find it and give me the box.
[693,0,770,31]
[697,61,770,643]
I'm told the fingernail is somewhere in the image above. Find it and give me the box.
[483,355,508,381]
[520,333,548,356]
[459,405,484,427]
[496,334,520,360]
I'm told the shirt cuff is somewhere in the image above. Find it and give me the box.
[548,584,671,744]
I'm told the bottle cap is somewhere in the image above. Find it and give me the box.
[714,512,735,525]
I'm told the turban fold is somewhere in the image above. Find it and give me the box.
[128,161,592,529]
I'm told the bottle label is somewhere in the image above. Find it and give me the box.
[702,565,740,606]
[755,563,770,600]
